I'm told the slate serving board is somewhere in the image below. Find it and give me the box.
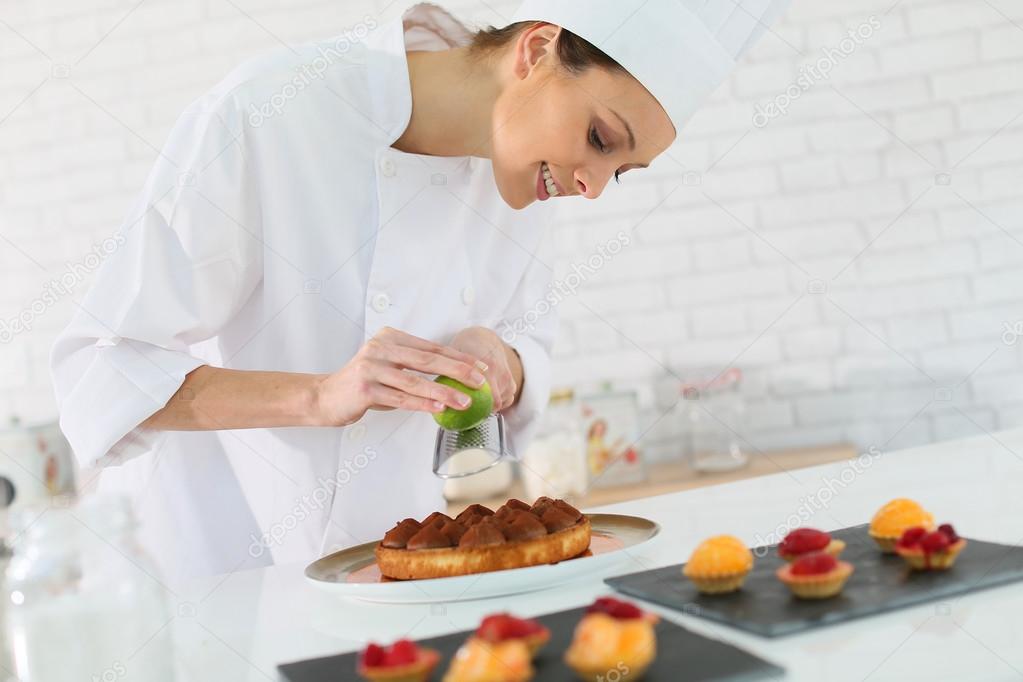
[606,523,1023,638]
[277,606,784,681]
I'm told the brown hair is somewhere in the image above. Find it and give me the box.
[469,21,625,75]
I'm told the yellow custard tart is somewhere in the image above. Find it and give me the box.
[682,535,754,594]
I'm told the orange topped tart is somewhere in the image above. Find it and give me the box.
[776,551,854,600]
[375,497,591,580]
[894,523,967,571]
[442,638,532,682]
[778,528,846,562]
[441,612,548,681]
[564,597,658,682]
[357,639,440,682]
[869,498,934,552]
[682,535,754,594]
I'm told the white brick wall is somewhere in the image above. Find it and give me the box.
[1,0,1021,464]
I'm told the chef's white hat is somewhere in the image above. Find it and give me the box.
[510,0,791,132]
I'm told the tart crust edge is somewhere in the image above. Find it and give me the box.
[375,517,592,580]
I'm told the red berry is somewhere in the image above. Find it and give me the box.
[790,552,838,576]
[586,596,643,620]
[920,531,951,553]
[385,639,419,666]
[897,526,928,548]
[476,613,543,642]
[779,528,830,555]
[361,643,386,668]
[938,523,959,543]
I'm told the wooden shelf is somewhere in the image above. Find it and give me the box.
[447,442,858,516]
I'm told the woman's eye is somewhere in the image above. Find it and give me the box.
[589,127,607,153]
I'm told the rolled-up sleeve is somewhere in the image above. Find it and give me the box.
[50,91,263,469]
[498,251,558,457]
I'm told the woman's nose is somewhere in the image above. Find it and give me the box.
[574,169,610,199]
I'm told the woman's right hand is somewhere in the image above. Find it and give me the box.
[315,326,489,427]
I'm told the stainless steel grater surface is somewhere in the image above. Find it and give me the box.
[432,412,508,478]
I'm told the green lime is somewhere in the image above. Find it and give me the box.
[432,376,493,431]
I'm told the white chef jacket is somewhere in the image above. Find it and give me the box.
[50,4,556,585]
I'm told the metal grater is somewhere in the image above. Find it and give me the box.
[432,413,509,479]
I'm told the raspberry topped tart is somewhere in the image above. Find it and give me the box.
[357,639,440,682]
[778,528,846,562]
[376,497,591,580]
[894,523,967,571]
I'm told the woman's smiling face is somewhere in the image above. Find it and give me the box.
[488,23,676,210]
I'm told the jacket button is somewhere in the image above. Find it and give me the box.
[380,158,396,177]
[371,292,391,313]
[461,286,475,306]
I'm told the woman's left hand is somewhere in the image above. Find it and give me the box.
[449,326,523,412]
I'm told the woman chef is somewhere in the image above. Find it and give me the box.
[51,0,787,583]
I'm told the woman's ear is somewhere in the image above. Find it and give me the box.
[513,23,562,80]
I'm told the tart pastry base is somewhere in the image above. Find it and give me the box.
[376,517,592,580]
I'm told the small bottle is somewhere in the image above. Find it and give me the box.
[521,389,587,500]
[4,496,175,681]
[681,367,749,473]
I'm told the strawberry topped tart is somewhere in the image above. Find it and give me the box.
[776,551,855,599]
[357,640,440,682]
[777,528,846,562]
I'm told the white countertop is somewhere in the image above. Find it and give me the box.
[169,427,1023,681]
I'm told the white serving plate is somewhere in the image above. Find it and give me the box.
[304,513,660,604]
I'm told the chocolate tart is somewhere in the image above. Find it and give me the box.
[375,497,592,581]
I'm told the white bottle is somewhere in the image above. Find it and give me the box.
[521,389,587,500]
[4,496,175,682]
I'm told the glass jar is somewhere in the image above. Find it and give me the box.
[520,389,587,500]
[679,367,749,473]
[4,496,175,682]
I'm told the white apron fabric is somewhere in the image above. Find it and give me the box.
[50,4,556,585]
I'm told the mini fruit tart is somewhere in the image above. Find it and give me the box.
[869,498,934,553]
[894,523,967,571]
[358,640,440,682]
[564,597,658,682]
[474,613,550,658]
[777,528,846,562]
[776,551,854,600]
[682,535,754,594]
[441,637,532,682]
